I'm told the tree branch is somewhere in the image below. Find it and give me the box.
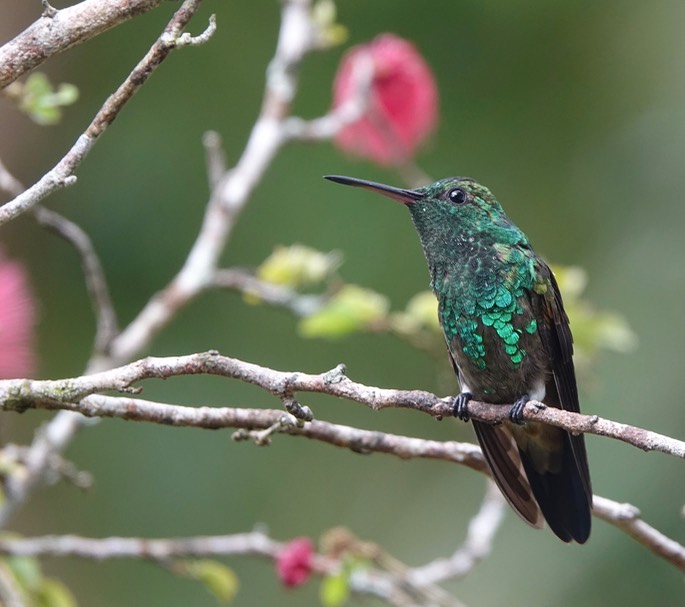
[1,352,682,460]
[0,0,170,90]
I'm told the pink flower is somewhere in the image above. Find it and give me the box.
[276,537,314,588]
[332,34,438,166]
[0,252,36,378]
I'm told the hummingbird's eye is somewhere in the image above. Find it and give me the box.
[448,188,468,205]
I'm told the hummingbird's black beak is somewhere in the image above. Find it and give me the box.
[324,175,423,205]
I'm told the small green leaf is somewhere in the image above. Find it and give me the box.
[312,0,348,47]
[19,73,79,125]
[391,290,440,335]
[320,570,350,607]
[256,245,342,291]
[551,265,588,302]
[552,264,637,371]
[299,285,388,338]
[182,559,239,604]
[36,578,78,607]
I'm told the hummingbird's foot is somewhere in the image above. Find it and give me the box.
[509,394,530,425]
[452,392,473,422]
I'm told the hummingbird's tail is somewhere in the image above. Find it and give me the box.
[517,428,592,543]
[472,421,543,529]
[473,420,592,543]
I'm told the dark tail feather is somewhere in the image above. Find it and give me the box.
[518,432,592,543]
[472,420,543,529]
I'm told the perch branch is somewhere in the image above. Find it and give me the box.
[0,352,682,460]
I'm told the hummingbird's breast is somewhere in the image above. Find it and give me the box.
[436,247,550,403]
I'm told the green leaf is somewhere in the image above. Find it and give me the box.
[311,0,348,47]
[36,578,78,607]
[299,285,388,338]
[320,570,350,607]
[182,559,239,604]
[391,290,440,336]
[552,264,637,371]
[19,73,79,126]
[256,244,341,291]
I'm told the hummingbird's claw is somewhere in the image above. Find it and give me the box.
[509,394,530,424]
[452,391,473,422]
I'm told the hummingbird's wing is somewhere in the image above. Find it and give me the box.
[504,260,592,542]
[535,262,592,498]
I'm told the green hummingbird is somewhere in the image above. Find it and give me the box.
[325,174,592,543]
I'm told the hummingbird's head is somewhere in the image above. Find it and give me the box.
[324,174,512,241]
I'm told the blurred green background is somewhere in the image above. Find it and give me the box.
[2,0,685,605]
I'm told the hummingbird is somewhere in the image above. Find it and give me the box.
[325,174,592,543]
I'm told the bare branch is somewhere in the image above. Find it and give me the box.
[33,396,487,473]
[0,0,213,226]
[283,51,374,141]
[0,0,318,530]
[0,530,282,562]
[0,529,466,605]
[1,352,683,461]
[0,0,168,90]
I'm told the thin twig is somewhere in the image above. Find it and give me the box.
[0,159,23,198]
[0,162,118,354]
[0,530,283,561]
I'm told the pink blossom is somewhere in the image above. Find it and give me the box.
[332,34,438,166]
[276,537,314,588]
[0,252,36,378]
